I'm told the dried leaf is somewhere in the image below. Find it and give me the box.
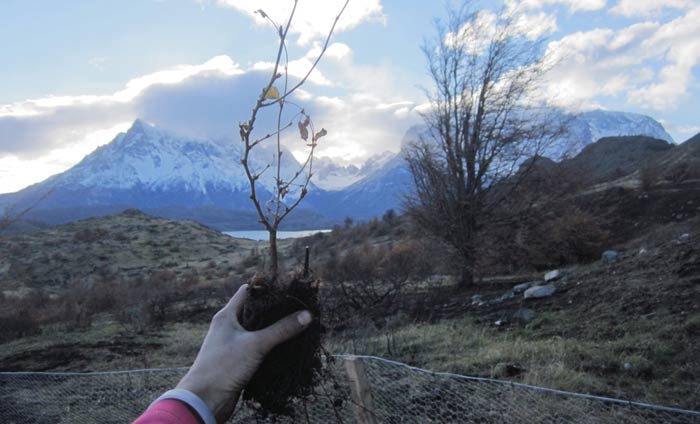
[313,128,327,141]
[298,121,309,141]
[264,86,280,100]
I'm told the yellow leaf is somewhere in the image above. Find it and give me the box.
[264,86,280,100]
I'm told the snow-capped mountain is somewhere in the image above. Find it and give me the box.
[1,120,330,229]
[400,110,674,161]
[312,157,362,191]
[312,151,395,191]
[329,109,677,217]
[308,153,413,219]
[0,109,679,228]
[49,119,308,197]
[553,110,674,159]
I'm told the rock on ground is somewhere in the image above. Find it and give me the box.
[513,282,533,294]
[602,250,620,263]
[544,270,562,282]
[524,285,557,299]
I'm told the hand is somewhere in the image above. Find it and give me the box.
[176,284,312,423]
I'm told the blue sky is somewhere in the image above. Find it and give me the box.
[1,0,699,193]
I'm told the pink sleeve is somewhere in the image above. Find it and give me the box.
[133,399,203,424]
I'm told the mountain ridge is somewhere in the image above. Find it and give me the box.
[0,110,688,229]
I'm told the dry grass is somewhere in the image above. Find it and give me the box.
[326,309,699,410]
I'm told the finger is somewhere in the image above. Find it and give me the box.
[254,310,313,354]
[218,284,248,323]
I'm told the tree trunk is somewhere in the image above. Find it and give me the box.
[459,257,475,288]
[458,215,477,288]
[269,229,278,279]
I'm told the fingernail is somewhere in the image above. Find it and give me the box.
[297,310,312,326]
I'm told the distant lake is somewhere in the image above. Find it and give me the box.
[223,229,331,241]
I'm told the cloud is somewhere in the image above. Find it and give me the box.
[214,0,386,45]
[0,56,243,118]
[610,0,695,17]
[0,42,421,193]
[0,56,245,158]
[541,5,700,111]
[628,6,700,109]
[445,7,558,56]
[0,122,132,194]
[506,0,607,13]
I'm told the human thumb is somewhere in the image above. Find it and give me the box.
[255,310,312,354]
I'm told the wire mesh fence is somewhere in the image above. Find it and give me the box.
[1,355,699,423]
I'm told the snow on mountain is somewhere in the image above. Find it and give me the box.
[45,119,313,199]
[329,109,675,218]
[312,151,396,191]
[0,109,678,227]
[400,110,673,162]
[312,157,362,190]
[549,110,674,160]
[307,153,412,219]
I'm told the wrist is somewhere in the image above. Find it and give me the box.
[152,388,218,424]
[176,374,240,423]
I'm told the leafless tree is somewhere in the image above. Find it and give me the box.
[238,0,349,280]
[405,3,565,287]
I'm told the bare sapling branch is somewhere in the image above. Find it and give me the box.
[0,189,53,234]
[238,0,349,279]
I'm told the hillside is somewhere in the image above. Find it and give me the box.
[0,208,698,411]
[0,209,253,294]
[559,135,673,185]
[327,219,700,411]
[1,129,699,413]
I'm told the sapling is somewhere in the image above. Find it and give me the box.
[235,0,349,416]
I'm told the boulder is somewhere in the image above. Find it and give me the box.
[544,270,562,282]
[512,282,533,294]
[524,284,556,299]
[602,250,619,263]
[512,308,536,323]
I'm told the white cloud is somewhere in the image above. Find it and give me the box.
[610,0,695,18]
[506,0,607,13]
[0,56,243,118]
[628,6,700,109]
[0,122,132,194]
[251,56,332,86]
[446,7,557,56]
[514,11,559,39]
[542,4,700,111]
[215,0,386,45]
[0,41,422,192]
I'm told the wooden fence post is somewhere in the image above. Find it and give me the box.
[344,356,378,424]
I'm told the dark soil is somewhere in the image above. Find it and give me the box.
[0,337,160,371]
[238,275,323,416]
